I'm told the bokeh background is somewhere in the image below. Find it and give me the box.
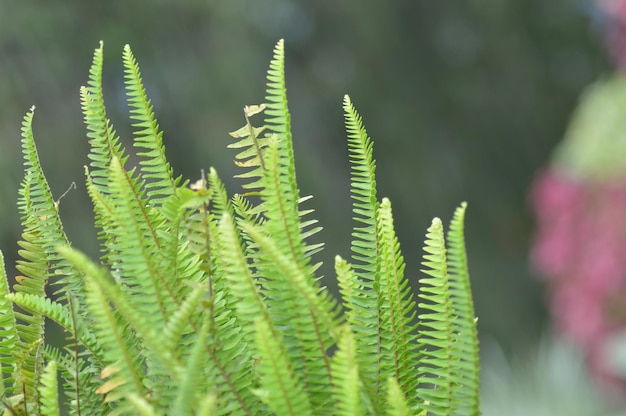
[0,0,616,409]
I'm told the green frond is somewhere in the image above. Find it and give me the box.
[253,317,312,416]
[43,345,108,416]
[214,212,270,348]
[38,360,59,416]
[228,105,271,194]
[171,321,208,416]
[105,155,176,324]
[161,283,207,353]
[7,293,102,360]
[264,41,295,193]
[331,326,363,416]
[241,142,336,410]
[187,215,263,415]
[385,377,412,416]
[58,246,183,386]
[58,247,145,409]
[204,292,259,416]
[446,202,480,414]
[208,168,234,220]
[0,251,18,398]
[123,44,180,206]
[126,394,158,416]
[376,198,420,400]
[342,94,390,409]
[416,217,455,414]
[241,221,340,338]
[197,392,218,416]
[13,107,71,398]
[81,42,126,194]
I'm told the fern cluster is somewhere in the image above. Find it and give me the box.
[0,40,480,415]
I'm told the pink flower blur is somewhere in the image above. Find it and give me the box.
[530,167,626,386]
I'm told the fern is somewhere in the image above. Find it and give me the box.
[0,39,480,415]
[38,360,59,416]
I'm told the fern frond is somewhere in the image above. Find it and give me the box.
[385,377,412,416]
[7,293,102,360]
[253,317,312,416]
[0,251,18,398]
[214,212,270,347]
[243,219,340,333]
[330,326,363,416]
[161,283,206,353]
[123,44,180,206]
[44,344,108,416]
[197,392,218,416]
[38,360,59,416]
[13,107,73,398]
[228,105,271,194]
[416,217,455,414]
[81,42,126,194]
[58,246,182,383]
[446,202,480,414]
[376,198,420,400]
[342,95,390,409]
[264,40,296,199]
[126,394,158,416]
[250,142,337,410]
[104,155,176,325]
[208,167,235,221]
[58,247,145,409]
[171,321,208,415]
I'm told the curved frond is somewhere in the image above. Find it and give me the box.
[342,95,389,409]
[7,293,102,360]
[104,156,176,326]
[446,202,480,413]
[81,42,126,193]
[123,44,180,206]
[14,107,75,398]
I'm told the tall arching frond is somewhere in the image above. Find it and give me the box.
[446,202,480,413]
[123,44,180,206]
[342,95,389,410]
[13,107,75,398]
[81,42,126,194]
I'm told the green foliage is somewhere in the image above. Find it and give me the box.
[0,39,480,415]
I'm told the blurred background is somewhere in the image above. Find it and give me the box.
[1,0,623,411]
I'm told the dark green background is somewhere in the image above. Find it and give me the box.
[0,0,609,352]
